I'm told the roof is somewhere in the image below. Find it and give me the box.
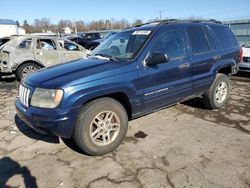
[123,19,222,32]
[0,19,17,25]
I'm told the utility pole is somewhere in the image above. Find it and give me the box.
[159,10,162,20]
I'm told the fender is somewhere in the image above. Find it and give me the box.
[210,58,237,75]
[61,78,138,110]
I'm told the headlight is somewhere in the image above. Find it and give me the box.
[30,88,64,108]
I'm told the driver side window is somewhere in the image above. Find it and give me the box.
[36,39,56,50]
[151,29,186,60]
[59,40,79,51]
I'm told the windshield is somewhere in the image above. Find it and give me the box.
[104,32,116,39]
[91,30,151,60]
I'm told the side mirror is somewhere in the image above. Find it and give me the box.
[145,52,169,66]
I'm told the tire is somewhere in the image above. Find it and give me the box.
[203,73,230,109]
[16,62,40,81]
[73,97,128,156]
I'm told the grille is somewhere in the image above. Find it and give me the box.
[19,84,31,107]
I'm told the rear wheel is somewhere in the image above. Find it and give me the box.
[203,74,230,109]
[16,62,40,81]
[73,98,128,156]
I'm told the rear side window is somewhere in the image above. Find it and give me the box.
[203,26,216,51]
[211,26,238,49]
[18,39,32,49]
[187,26,210,55]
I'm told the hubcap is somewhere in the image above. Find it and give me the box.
[22,66,38,75]
[89,110,120,146]
[215,81,228,103]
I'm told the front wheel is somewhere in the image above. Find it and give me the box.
[16,62,40,81]
[203,74,230,109]
[73,98,128,156]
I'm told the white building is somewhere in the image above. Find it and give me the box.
[62,26,72,34]
[0,19,25,38]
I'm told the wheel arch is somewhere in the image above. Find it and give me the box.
[81,92,132,119]
[14,60,44,72]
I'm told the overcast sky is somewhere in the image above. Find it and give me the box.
[0,0,250,24]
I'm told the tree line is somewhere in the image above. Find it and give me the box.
[18,18,146,34]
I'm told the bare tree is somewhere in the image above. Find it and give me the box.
[132,19,143,27]
[57,19,73,32]
[33,18,51,32]
[75,20,86,32]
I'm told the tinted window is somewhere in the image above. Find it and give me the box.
[187,27,209,55]
[151,28,186,59]
[211,26,238,49]
[203,26,216,51]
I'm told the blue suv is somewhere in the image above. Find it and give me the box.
[15,20,242,155]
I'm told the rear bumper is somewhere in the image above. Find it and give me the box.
[239,62,250,72]
[15,98,80,138]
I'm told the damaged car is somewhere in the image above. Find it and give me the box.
[0,35,89,80]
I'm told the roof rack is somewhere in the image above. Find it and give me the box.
[138,19,222,26]
[123,19,222,30]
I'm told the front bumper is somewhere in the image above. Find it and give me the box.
[15,98,80,138]
[239,62,250,72]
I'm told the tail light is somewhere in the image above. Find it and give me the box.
[239,47,243,63]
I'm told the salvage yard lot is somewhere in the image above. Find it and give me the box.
[0,74,250,188]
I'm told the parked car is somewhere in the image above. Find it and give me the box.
[0,35,89,80]
[15,20,241,156]
[85,32,101,41]
[68,32,102,50]
[239,43,250,72]
[87,32,117,50]
[67,36,90,49]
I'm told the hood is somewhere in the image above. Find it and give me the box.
[25,58,135,88]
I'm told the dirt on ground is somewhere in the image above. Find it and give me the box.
[0,73,249,188]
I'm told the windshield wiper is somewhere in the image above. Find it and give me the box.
[94,53,118,61]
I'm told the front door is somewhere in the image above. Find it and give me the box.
[138,26,193,113]
[59,40,85,62]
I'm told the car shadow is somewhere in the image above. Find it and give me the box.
[181,97,210,110]
[15,115,60,144]
[236,71,250,78]
[61,138,86,155]
[0,76,16,83]
[0,157,38,188]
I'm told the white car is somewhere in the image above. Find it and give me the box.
[0,35,90,80]
[240,44,250,72]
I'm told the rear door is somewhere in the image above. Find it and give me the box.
[34,38,62,66]
[184,24,216,94]
[138,25,193,113]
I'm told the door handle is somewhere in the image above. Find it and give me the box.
[178,63,190,69]
[213,55,221,61]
